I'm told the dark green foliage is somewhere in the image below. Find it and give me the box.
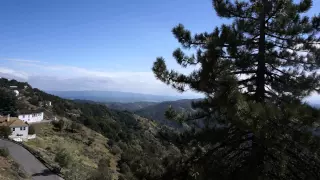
[0,126,12,138]
[17,170,28,178]
[152,0,320,179]
[0,88,17,116]
[120,163,130,174]
[0,79,29,89]
[53,119,65,132]
[28,95,40,106]
[135,99,196,127]
[107,139,114,147]
[118,175,127,180]
[106,101,157,112]
[87,137,94,146]
[54,150,72,168]
[98,158,110,169]
[110,145,121,155]
[28,125,36,135]
[70,121,81,133]
[88,158,113,180]
[0,148,9,157]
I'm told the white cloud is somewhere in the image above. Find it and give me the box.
[0,67,29,81]
[0,59,199,97]
[0,58,43,63]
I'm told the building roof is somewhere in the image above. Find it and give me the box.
[0,117,28,127]
[18,108,44,115]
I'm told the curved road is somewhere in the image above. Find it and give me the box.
[0,139,63,180]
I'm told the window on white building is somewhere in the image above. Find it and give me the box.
[23,115,25,118]
[20,127,23,130]
[12,128,15,131]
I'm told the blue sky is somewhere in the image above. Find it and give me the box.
[0,0,319,101]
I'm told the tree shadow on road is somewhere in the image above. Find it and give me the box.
[32,169,55,177]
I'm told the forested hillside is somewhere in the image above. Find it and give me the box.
[0,78,182,180]
[106,99,198,127]
[135,99,197,127]
[106,101,157,111]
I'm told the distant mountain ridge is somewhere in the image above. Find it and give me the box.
[48,90,195,103]
[106,101,158,111]
[134,99,198,127]
[106,99,200,127]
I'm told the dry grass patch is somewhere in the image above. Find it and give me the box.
[25,121,118,179]
[0,156,30,180]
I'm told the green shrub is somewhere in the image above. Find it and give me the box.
[120,162,130,174]
[54,150,72,168]
[88,158,113,180]
[0,126,11,138]
[110,145,121,155]
[0,148,9,157]
[28,125,36,134]
[107,139,114,147]
[87,137,94,146]
[98,157,111,169]
[70,121,81,132]
[18,170,28,178]
[53,119,65,131]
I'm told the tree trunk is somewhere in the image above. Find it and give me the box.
[250,0,267,179]
[255,0,267,103]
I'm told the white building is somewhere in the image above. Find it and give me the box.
[18,109,44,123]
[13,90,19,96]
[0,116,29,141]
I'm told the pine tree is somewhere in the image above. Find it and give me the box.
[153,0,320,179]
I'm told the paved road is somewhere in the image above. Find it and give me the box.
[0,139,63,180]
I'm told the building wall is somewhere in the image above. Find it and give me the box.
[9,126,29,139]
[18,112,44,123]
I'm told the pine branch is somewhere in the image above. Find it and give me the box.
[266,63,290,76]
[270,41,309,52]
[223,6,258,21]
[266,32,297,42]
[231,70,256,74]
[272,53,316,65]
[238,76,256,85]
[266,32,319,46]
[265,1,285,23]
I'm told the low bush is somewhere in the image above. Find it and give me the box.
[54,149,72,168]
[18,170,28,178]
[28,125,36,134]
[110,145,121,155]
[0,148,9,157]
[0,126,11,138]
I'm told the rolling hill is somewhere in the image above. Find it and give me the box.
[106,101,158,111]
[105,99,199,127]
[134,99,197,127]
[48,90,194,103]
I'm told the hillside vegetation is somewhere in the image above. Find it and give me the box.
[0,78,181,180]
[134,99,197,127]
[0,155,30,180]
[106,101,157,112]
[105,99,198,128]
